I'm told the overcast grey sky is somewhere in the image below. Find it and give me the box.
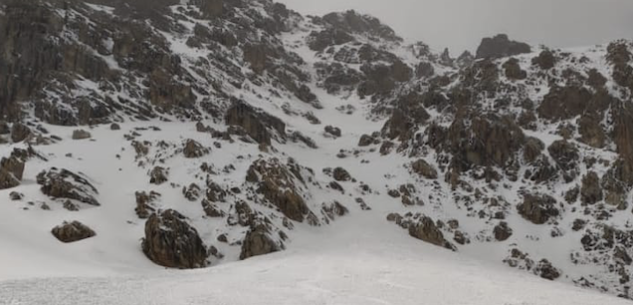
[278,0,633,55]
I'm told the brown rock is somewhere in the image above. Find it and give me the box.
[532,50,556,69]
[149,166,168,185]
[225,101,285,145]
[411,159,438,179]
[578,114,606,148]
[1,156,24,181]
[358,134,374,147]
[183,139,208,158]
[333,167,352,182]
[453,231,468,245]
[408,215,455,250]
[503,58,527,80]
[572,219,587,231]
[9,191,23,201]
[11,123,31,143]
[548,140,579,172]
[324,125,342,137]
[239,223,282,260]
[36,168,100,206]
[475,34,531,59]
[322,201,349,220]
[246,159,311,222]
[523,137,544,164]
[581,171,603,205]
[135,191,159,219]
[538,86,593,121]
[142,209,208,269]
[493,222,513,241]
[535,259,561,280]
[0,169,20,190]
[72,129,91,140]
[517,193,559,225]
[183,183,201,201]
[197,0,223,18]
[51,221,96,243]
[202,199,225,218]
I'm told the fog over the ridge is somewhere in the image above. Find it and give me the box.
[277,0,633,55]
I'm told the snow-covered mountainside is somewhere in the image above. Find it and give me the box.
[1,0,633,302]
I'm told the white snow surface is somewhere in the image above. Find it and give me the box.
[2,2,633,304]
[1,216,628,305]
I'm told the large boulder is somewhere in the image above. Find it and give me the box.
[142,209,208,269]
[0,156,24,190]
[135,191,160,219]
[246,159,312,223]
[149,166,169,185]
[182,139,208,158]
[475,34,531,59]
[225,101,286,145]
[517,193,559,225]
[195,0,224,18]
[581,171,603,205]
[71,129,91,140]
[239,223,283,260]
[446,113,525,172]
[319,10,402,42]
[36,168,100,206]
[408,215,455,251]
[307,28,354,52]
[411,159,438,180]
[11,123,31,143]
[51,221,96,243]
[332,167,352,182]
[548,140,579,180]
[493,222,513,241]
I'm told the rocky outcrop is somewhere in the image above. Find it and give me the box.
[246,158,312,222]
[411,159,438,180]
[407,215,455,251]
[149,166,169,185]
[532,50,556,69]
[36,168,100,206]
[202,199,225,218]
[0,156,24,190]
[317,10,402,43]
[321,201,349,221]
[72,129,91,140]
[493,222,513,241]
[332,167,352,182]
[135,191,160,219]
[475,34,531,59]
[445,113,525,173]
[183,139,208,158]
[534,259,561,280]
[51,221,96,243]
[142,209,208,269]
[548,140,579,181]
[225,101,285,145]
[239,222,283,260]
[517,193,559,225]
[11,123,31,143]
[581,172,603,205]
[308,28,354,52]
[502,58,527,80]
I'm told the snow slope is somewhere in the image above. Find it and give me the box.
[1,216,629,305]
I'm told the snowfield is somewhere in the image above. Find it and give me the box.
[1,215,629,305]
[3,1,633,304]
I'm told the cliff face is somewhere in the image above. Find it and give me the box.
[1,0,633,299]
